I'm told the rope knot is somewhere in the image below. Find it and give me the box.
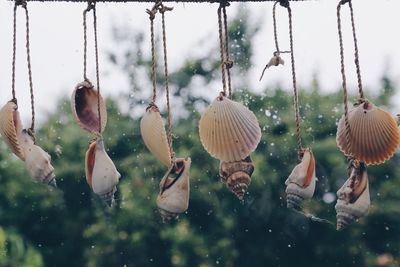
[15,0,27,8]
[219,1,230,8]
[340,0,350,5]
[224,60,233,69]
[279,0,289,8]
[159,4,173,14]
[85,0,96,12]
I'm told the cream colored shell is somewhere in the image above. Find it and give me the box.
[0,101,25,160]
[336,102,399,165]
[71,81,107,134]
[199,95,261,162]
[140,105,171,167]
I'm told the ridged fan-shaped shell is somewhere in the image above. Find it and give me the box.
[71,81,107,134]
[199,95,262,162]
[157,158,191,222]
[140,105,171,167]
[0,101,25,160]
[285,149,317,210]
[336,101,399,165]
[219,156,254,200]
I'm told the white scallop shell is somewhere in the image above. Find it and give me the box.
[71,81,107,134]
[140,105,171,167]
[199,95,262,162]
[336,101,399,165]
[157,158,191,222]
[0,101,25,160]
[285,149,317,210]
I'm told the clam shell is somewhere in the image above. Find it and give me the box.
[71,81,107,134]
[285,149,317,210]
[157,158,191,222]
[0,101,25,160]
[219,156,254,200]
[140,105,171,167]
[335,162,370,230]
[85,137,120,197]
[336,101,399,165]
[199,95,262,162]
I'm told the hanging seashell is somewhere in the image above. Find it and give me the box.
[336,101,399,165]
[199,94,262,162]
[335,161,370,230]
[0,101,25,160]
[157,158,191,222]
[19,130,57,187]
[266,52,284,69]
[71,81,107,134]
[85,137,120,207]
[285,148,317,210]
[140,104,171,167]
[219,156,254,200]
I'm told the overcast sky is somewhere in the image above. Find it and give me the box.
[0,0,399,124]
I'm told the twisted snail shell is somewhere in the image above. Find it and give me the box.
[157,158,191,222]
[335,161,370,230]
[336,101,399,165]
[199,94,261,162]
[285,149,317,210]
[219,156,254,200]
[140,104,171,167]
[0,101,25,160]
[71,81,107,134]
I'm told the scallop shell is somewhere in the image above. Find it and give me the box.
[140,105,171,167]
[85,137,120,206]
[157,158,191,222]
[20,130,57,186]
[335,161,370,230]
[285,149,317,210]
[219,156,254,200]
[71,81,107,134]
[0,101,25,160]
[199,95,262,162]
[336,101,399,165]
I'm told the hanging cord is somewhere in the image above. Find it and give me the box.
[159,3,175,163]
[217,4,227,97]
[11,2,18,103]
[222,4,233,98]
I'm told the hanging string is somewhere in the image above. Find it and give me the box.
[222,4,233,97]
[217,5,227,97]
[159,3,175,163]
[11,3,18,103]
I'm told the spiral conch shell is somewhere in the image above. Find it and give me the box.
[71,81,107,134]
[199,94,262,162]
[20,130,57,187]
[140,105,171,167]
[336,101,399,165]
[157,158,191,222]
[335,161,370,231]
[85,137,120,207]
[285,149,317,210]
[0,101,25,160]
[219,156,254,200]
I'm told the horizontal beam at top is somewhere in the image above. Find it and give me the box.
[22,0,312,3]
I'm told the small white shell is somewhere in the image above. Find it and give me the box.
[157,158,191,222]
[85,137,120,205]
[71,81,107,134]
[199,95,262,162]
[140,105,171,167]
[335,162,370,230]
[0,101,25,160]
[285,149,317,210]
[20,130,56,186]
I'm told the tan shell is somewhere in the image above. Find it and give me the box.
[71,81,107,134]
[335,161,370,230]
[140,105,171,167]
[85,137,120,206]
[157,158,191,222]
[0,101,25,160]
[219,156,254,200]
[285,149,317,210]
[199,95,262,162]
[336,101,399,165]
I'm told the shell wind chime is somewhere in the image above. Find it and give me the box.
[140,2,191,221]
[0,0,56,187]
[334,0,399,229]
[71,1,120,206]
[261,1,317,209]
[198,2,261,200]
